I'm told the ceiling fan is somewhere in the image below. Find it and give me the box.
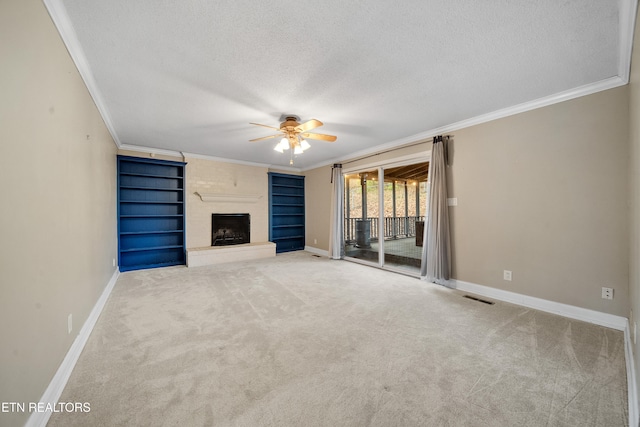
[249,115,337,165]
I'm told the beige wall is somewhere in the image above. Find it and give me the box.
[342,142,430,171]
[305,165,333,250]
[628,5,640,421]
[449,86,628,317]
[0,1,118,425]
[1,3,633,424]
[306,87,629,318]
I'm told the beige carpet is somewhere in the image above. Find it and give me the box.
[49,251,627,426]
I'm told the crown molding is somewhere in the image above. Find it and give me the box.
[302,1,638,173]
[47,0,637,173]
[119,144,304,170]
[266,165,304,173]
[302,76,627,172]
[118,143,184,159]
[619,0,639,84]
[182,152,302,172]
[43,0,122,148]
[180,151,273,168]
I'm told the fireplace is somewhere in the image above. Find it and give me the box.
[211,214,250,246]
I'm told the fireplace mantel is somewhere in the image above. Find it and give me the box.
[195,192,262,203]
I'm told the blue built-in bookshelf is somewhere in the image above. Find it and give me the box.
[268,172,305,253]
[117,156,186,271]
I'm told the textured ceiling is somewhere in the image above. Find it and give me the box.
[55,0,629,170]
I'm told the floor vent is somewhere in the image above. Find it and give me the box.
[463,295,495,305]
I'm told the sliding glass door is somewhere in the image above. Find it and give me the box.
[343,161,429,275]
[381,164,429,274]
[343,169,380,264]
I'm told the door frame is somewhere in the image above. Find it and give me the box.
[342,151,431,271]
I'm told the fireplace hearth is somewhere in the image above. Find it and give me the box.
[211,214,250,246]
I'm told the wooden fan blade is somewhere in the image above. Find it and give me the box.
[295,119,323,132]
[250,122,282,132]
[249,134,281,142]
[301,132,337,142]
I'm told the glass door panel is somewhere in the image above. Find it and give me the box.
[343,169,380,265]
[381,163,429,275]
[342,161,429,276]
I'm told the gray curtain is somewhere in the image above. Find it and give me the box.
[328,164,344,259]
[420,136,451,283]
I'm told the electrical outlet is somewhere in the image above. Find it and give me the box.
[314,239,317,245]
[112,258,116,267]
[68,314,72,334]
[503,270,512,281]
[601,287,613,300]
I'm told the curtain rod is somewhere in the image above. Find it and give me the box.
[340,135,450,166]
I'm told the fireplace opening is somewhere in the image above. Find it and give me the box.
[211,213,250,246]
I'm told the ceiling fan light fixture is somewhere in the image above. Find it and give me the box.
[249,116,336,165]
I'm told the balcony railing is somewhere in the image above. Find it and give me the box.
[344,216,425,243]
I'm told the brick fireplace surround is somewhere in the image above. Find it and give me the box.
[184,157,277,267]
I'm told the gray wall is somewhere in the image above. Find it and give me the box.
[0,1,118,425]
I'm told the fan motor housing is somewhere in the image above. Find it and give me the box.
[278,115,299,130]
[279,114,300,122]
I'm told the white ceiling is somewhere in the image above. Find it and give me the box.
[48,0,636,170]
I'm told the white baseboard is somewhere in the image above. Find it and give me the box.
[447,278,636,427]
[625,319,639,427]
[304,246,329,257]
[25,268,120,427]
[448,279,627,331]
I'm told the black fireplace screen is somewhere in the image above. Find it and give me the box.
[211,213,250,246]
